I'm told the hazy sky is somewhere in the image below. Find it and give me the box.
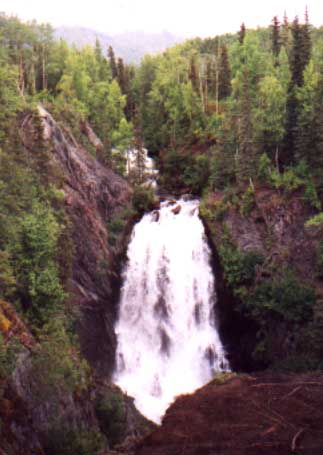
[0,0,322,36]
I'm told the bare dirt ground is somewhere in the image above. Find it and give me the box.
[135,372,323,455]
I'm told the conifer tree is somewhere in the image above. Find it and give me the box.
[108,45,118,79]
[94,38,102,63]
[271,16,281,62]
[189,56,199,92]
[132,109,146,184]
[124,65,136,120]
[312,71,323,200]
[281,12,291,52]
[238,23,246,45]
[301,7,311,74]
[290,15,311,87]
[218,45,231,99]
[283,13,312,165]
[117,57,125,92]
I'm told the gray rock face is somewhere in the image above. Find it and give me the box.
[0,109,150,455]
[21,107,132,376]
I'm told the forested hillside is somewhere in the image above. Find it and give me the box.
[0,9,323,454]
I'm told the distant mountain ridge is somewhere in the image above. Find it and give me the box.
[54,26,183,63]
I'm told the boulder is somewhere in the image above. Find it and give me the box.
[171,205,181,215]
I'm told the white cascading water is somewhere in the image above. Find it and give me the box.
[113,199,229,423]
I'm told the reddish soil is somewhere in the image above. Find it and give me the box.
[135,373,323,455]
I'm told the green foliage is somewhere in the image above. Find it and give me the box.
[305,212,323,227]
[132,186,155,214]
[30,318,90,402]
[219,241,263,290]
[315,241,323,278]
[239,183,256,215]
[183,155,210,194]
[161,150,210,194]
[107,210,132,247]
[14,200,65,326]
[44,423,105,455]
[246,271,315,322]
[0,333,20,397]
[257,153,272,181]
[0,250,16,299]
[269,167,303,192]
[0,333,12,382]
[95,388,126,447]
[271,355,323,373]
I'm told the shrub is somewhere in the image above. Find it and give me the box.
[219,242,263,290]
[246,271,315,323]
[239,183,256,216]
[132,186,155,214]
[95,388,126,447]
[315,241,323,278]
[30,319,90,403]
[161,150,210,194]
[257,153,272,182]
[107,217,126,247]
[44,424,105,455]
[13,200,65,326]
[0,333,20,397]
[270,167,303,192]
[183,154,210,195]
[0,250,16,299]
[271,355,323,373]
[305,212,323,228]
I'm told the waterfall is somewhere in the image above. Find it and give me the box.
[113,199,229,423]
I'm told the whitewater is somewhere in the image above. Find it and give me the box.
[113,199,229,423]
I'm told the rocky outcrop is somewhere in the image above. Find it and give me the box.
[0,109,152,455]
[21,106,132,377]
[202,187,323,372]
[136,372,323,455]
[171,204,181,215]
[208,187,320,283]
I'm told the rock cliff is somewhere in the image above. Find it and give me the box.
[21,106,132,376]
[0,108,155,455]
[202,187,323,372]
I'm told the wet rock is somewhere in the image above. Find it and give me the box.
[152,210,160,222]
[171,205,181,215]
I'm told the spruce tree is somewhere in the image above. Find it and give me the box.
[189,56,199,92]
[283,13,312,165]
[271,16,281,62]
[312,71,323,201]
[281,11,291,52]
[108,45,118,80]
[290,15,311,87]
[238,23,246,45]
[124,65,135,120]
[117,57,125,92]
[301,7,311,75]
[218,45,231,99]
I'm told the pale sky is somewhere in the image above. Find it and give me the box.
[0,0,322,36]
